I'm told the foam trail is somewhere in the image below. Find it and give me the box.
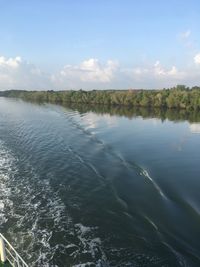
[0,141,14,226]
[0,141,108,266]
[140,169,165,198]
[0,141,70,265]
[65,113,166,201]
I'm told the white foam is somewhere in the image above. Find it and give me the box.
[74,223,107,265]
[0,141,72,265]
[0,139,131,266]
[72,262,96,267]
[0,141,15,226]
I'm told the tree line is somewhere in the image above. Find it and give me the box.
[1,85,200,110]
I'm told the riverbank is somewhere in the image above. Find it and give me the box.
[1,85,200,110]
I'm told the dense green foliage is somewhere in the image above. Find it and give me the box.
[1,85,200,110]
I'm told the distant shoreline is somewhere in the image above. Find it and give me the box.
[1,85,200,110]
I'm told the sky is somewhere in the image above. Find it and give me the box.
[0,0,200,90]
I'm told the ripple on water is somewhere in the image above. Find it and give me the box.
[0,140,109,266]
[0,100,195,267]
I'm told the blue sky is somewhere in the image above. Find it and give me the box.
[0,0,200,90]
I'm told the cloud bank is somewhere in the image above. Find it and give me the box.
[0,56,51,90]
[0,55,200,90]
[51,58,119,89]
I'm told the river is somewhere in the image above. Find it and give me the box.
[0,97,200,267]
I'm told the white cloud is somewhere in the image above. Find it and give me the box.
[0,56,119,90]
[122,60,191,88]
[0,55,199,90]
[194,53,200,65]
[154,61,166,76]
[0,56,22,68]
[80,58,118,82]
[52,58,119,88]
[127,61,184,81]
[154,61,180,77]
[0,55,51,90]
[168,66,178,75]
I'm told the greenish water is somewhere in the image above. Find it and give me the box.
[0,262,11,267]
[0,97,200,266]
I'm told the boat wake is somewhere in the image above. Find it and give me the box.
[0,106,189,267]
[0,140,109,266]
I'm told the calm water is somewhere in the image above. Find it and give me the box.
[0,97,200,267]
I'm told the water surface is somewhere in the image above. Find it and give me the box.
[0,97,200,267]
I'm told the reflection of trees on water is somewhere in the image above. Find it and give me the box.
[64,103,200,123]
